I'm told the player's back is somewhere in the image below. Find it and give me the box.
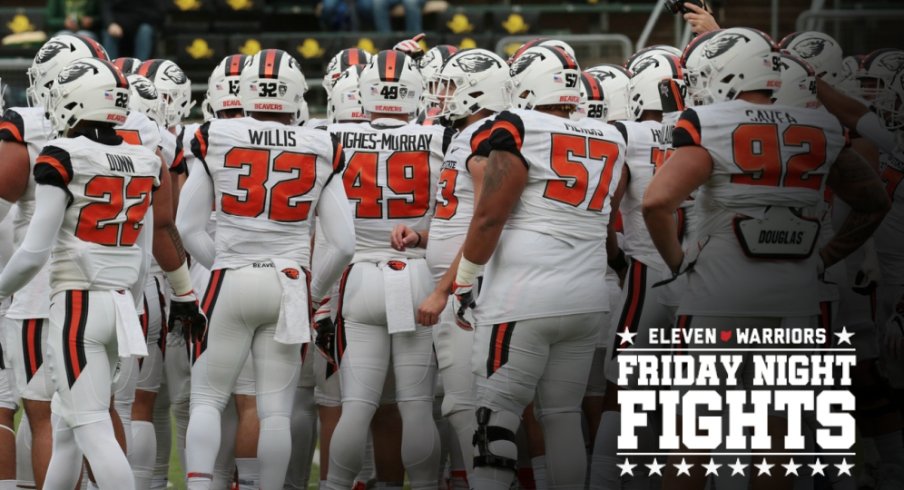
[474,109,626,324]
[496,109,625,240]
[329,118,452,262]
[116,111,162,155]
[194,116,341,270]
[617,119,668,269]
[875,149,904,285]
[36,134,161,294]
[0,106,52,240]
[673,100,848,317]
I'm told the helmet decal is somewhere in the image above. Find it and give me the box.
[704,33,750,59]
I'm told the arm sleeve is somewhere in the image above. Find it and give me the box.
[190,122,211,176]
[310,176,355,301]
[672,108,702,148]
[0,110,25,143]
[0,185,67,299]
[175,167,216,269]
[486,111,527,167]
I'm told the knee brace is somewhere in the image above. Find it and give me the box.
[472,407,517,471]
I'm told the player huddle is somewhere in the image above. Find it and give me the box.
[0,23,901,490]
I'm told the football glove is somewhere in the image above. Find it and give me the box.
[169,292,207,345]
[393,33,426,60]
[312,297,338,368]
[452,281,476,331]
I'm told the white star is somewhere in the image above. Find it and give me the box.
[646,458,665,476]
[809,458,828,476]
[674,458,693,477]
[702,458,722,476]
[729,458,747,476]
[617,326,637,345]
[782,458,801,476]
[754,458,774,476]
[618,458,637,476]
[834,458,854,477]
[834,326,855,345]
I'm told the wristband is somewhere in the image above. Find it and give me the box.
[164,260,193,296]
[413,231,423,248]
[856,111,896,155]
[455,256,483,287]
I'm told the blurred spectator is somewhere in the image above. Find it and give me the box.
[47,0,100,39]
[373,0,424,33]
[101,0,165,59]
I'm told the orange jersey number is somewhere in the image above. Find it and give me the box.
[221,148,318,222]
[543,133,620,212]
[344,151,431,219]
[434,168,459,220]
[76,175,155,246]
[730,123,827,189]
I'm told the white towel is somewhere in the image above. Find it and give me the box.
[271,258,311,345]
[381,259,417,334]
[112,290,149,358]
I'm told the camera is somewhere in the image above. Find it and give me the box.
[666,0,706,14]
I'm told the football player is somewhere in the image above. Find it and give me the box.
[644,28,889,489]
[594,52,687,490]
[454,45,625,489]
[0,56,201,489]
[0,34,108,489]
[178,49,354,490]
[414,48,512,486]
[325,50,454,490]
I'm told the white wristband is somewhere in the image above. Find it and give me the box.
[165,261,193,296]
[455,256,483,286]
[856,111,896,155]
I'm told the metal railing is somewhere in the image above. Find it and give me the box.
[495,34,634,65]
[796,8,904,32]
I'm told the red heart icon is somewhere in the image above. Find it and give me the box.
[720,330,732,342]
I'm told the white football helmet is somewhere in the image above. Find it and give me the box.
[779,31,844,87]
[572,72,607,121]
[113,57,142,76]
[47,58,130,136]
[127,74,165,125]
[201,96,214,121]
[774,53,819,109]
[359,50,423,116]
[27,34,109,109]
[510,46,581,110]
[138,59,193,127]
[508,38,576,65]
[626,45,682,72]
[239,49,308,120]
[628,53,684,119]
[585,64,631,121]
[682,27,781,105]
[857,49,904,94]
[207,54,248,114]
[419,45,459,87]
[431,49,511,123]
[323,48,372,97]
[328,65,367,123]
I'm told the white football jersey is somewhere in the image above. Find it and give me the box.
[616,120,669,271]
[673,100,847,317]
[33,132,161,295]
[159,125,186,174]
[328,118,453,263]
[876,149,904,284]
[473,109,626,324]
[428,116,493,241]
[192,117,343,270]
[181,121,200,173]
[116,111,162,156]
[0,107,53,319]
